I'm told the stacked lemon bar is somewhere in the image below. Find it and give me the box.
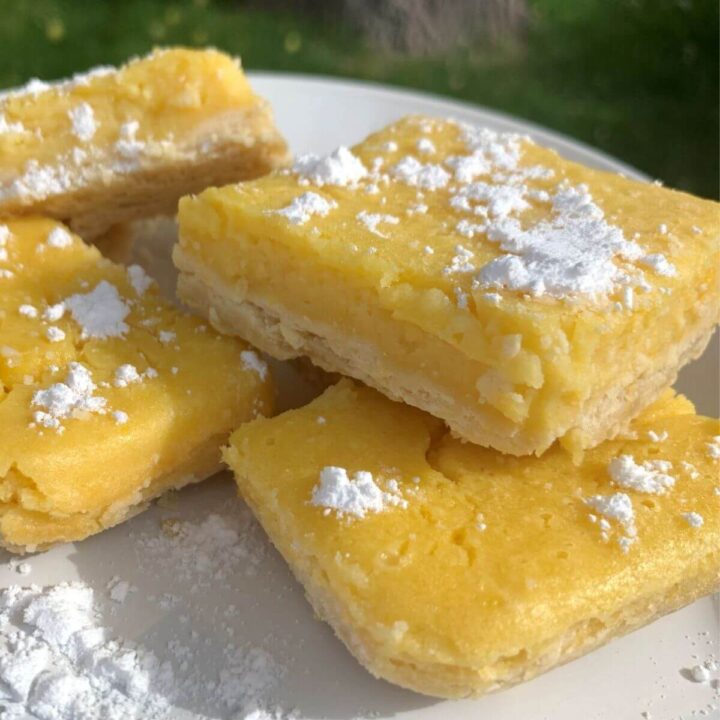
[176,117,718,456]
[0,50,288,550]
[177,116,720,696]
[0,48,289,239]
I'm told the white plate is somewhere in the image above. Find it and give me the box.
[1,74,717,720]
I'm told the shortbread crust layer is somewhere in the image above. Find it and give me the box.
[177,252,716,455]
[0,433,223,553]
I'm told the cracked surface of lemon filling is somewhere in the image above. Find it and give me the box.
[0,217,273,552]
[176,116,719,456]
[0,47,289,238]
[225,380,720,699]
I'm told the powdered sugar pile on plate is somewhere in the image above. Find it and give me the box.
[0,582,175,719]
[133,512,267,586]
[0,501,289,720]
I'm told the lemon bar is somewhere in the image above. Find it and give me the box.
[225,379,719,698]
[177,116,719,455]
[0,48,289,239]
[0,217,273,552]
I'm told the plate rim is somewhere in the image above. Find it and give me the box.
[247,69,649,181]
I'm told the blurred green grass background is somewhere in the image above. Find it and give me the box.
[1,0,717,199]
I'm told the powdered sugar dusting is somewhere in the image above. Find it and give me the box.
[356,211,400,237]
[65,281,129,339]
[457,123,525,174]
[271,191,337,225]
[0,159,76,203]
[0,113,26,135]
[31,362,107,430]
[241,350,269,381]
[445,126,679,302]
[43,303,66,322]
[416,137,436,154]
[293,146,367,187]
[115,120,145,160]
[289,118,681,307]
[682,511,704,528]
[310,466,407,519]
[391,155,450,190]
[68,102,98,142]
[639,253,677,277]
[113,364,141,388]
[135,512,267,587]
[126,498,292,717]
[585,492,637,552]
[707,436,720,460]
[686,658,719,685]
[444,244,475,275]
[45,326,65,343]
[0,582,175,719]
[215,646,284,717]
[263,117,682,306]
[608,455,675,495]
[18,304,38,319]
[127,264,153,297]
[0,572,289,719]
[0,64,114,102]
[46,226,73,249]
[453,181,529,218]
[475,184,647,298]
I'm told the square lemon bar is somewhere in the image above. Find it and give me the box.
[0,217,273,552]
[0,48,289,239]
[176,116,719,455]
[225,379,719,698]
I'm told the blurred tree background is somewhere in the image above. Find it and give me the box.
[1,0,717,198]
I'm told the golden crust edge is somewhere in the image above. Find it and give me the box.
[0,432,227,554]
